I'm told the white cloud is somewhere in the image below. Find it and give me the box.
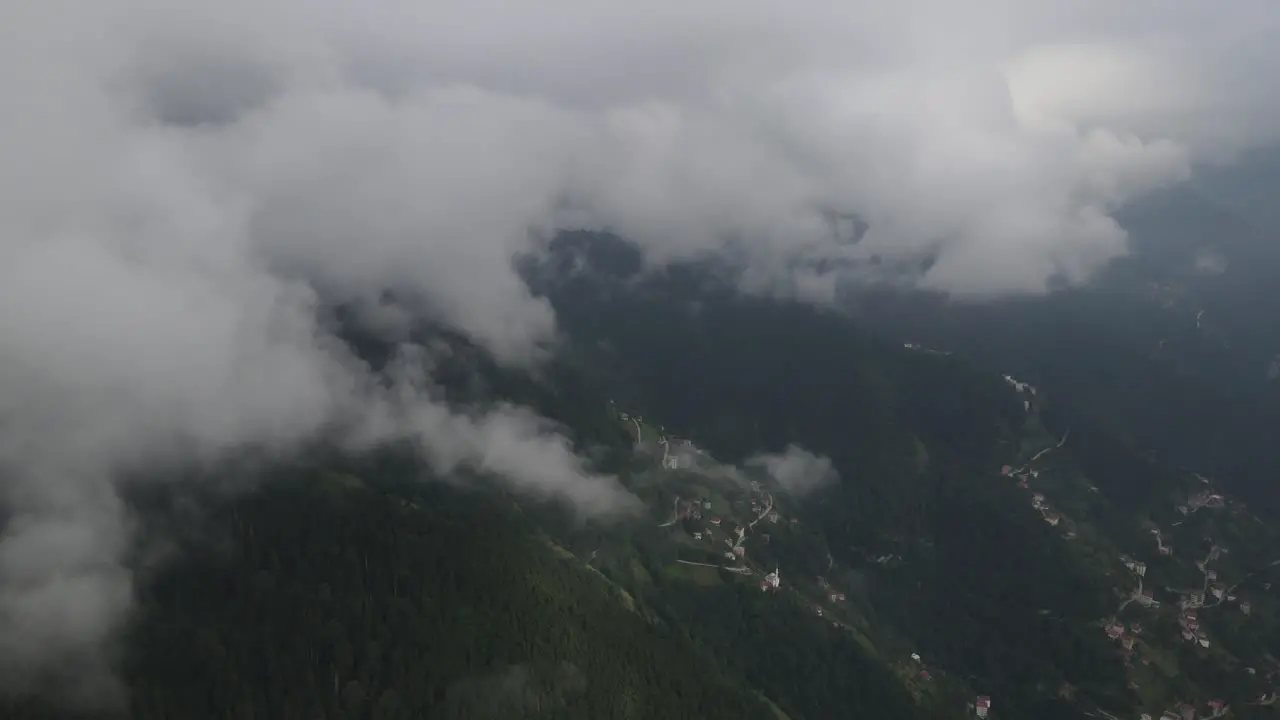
[2,0,1278,703]
[747,445,839,496]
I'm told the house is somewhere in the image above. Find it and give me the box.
[733,546,745,558]
[1159,545,1173,556]
[1187,591,1206,607]
[1044,513,1061,527]
[1241,601,1252,615]
[1122,635,1136,650]
[1105,622,1125,640]
[1127,560,1147,577]
[763,567,781,590]
[1138,588,1157,607]
[1206,569,1217,581]
[975,696,991,719]
[1032,493,1046,508]
[1178,704,1197,720]
[814,605,824,617]
[767,511,779,523]
[1210,585,1224,601]
[710,517,721,526]
[1018,478,1029,489]
[1207,699,1227,717]
[1001,464,1013,476]
[1197,631,1210,648]
[817,576,829,589]
[1130,622,1142,634]
[829,592,846,602]
[693,532,702,540]
[920,670,932,681]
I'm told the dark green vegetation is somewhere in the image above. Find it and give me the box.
[6,469,781,720]
[530,231,1280,718]
[840,180,1280,517]
[8,224,1280,719]
[532,234,1136,718]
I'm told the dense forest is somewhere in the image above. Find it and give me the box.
[5,470,783,720]
[526,232,1148,718]
[6,230,1280,719]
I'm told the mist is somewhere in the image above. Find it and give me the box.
[747,446,839,497]
[3,0,1279,705]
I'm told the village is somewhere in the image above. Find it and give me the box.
[995,375,1280,719]
[619,379,1280,720]
[619,405,997,718]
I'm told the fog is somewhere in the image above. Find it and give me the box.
[3,0,1278,704]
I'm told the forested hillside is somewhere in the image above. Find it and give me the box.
[528,231,1280,718]
[8,231,1280,720]
[4,469,782,720]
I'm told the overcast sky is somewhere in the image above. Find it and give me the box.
[3,0,1278,704]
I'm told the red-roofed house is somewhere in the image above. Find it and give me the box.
[975,696,991,718]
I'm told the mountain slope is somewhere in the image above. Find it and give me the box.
[5,469,784,720]
[530,231,1280,718]
[11,230,1280,720]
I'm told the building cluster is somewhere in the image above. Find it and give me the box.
[1178,610,1210,648]
[1147,697,1228,719]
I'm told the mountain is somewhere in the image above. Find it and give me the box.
[9,229,1280,720]
[5,467,786,720]
[530,232,1280,719]
[836,173,1280,519]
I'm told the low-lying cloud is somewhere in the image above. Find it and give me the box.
[747,445,839,497]
[3,0,1278,705]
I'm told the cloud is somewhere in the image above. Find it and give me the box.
[2,0,1278,705]
[747,445,839,496]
